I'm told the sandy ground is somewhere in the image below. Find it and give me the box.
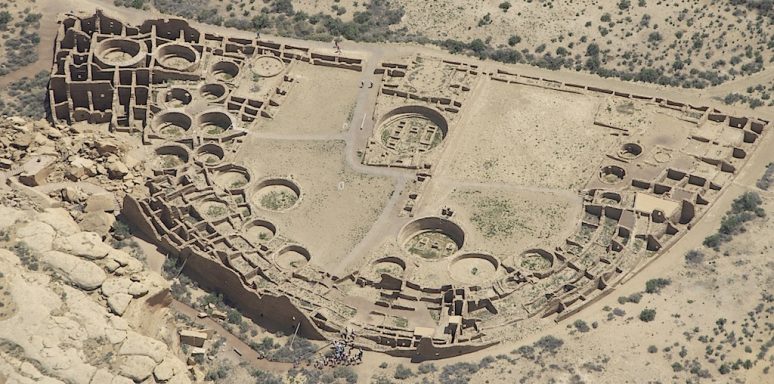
[440,80,615,190]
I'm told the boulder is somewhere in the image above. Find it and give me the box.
[37,208,81,236]
[153,359,175,381]
[107,293,132,316]
[15,220,55,253]
[0,206,25,231]
[85,193,117,213]
[107,161,129,180]
[78,211,115,237]
[69,156,96,179]
[53,232,113,259]
[119,331,168,363]
[61,187,87,203]
[41,250,106,290]
[96,140,121,156]
[106,249,143,275]
[117,355,156,382]
[90,368,114,384]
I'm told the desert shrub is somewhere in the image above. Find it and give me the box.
[114,0,145,9]
[204,363,231,381]
[645,278,671,294]
[685,249,705,265]
[252,369,283,384]
[0,71,49,118]
[573,319,591,333]
[418,363,437,374]
[0,11,11,27]
[499,2,512,12]
[618,292,642,304]
[333,366,358,384]
[478,355,495,369]
[639,308,656,322]
[12,242,38,271]
[535,335,564,352]
[394,364,413,379]
[647,345,658,353]
[268,336,316,362]
[507,34,521,46]
[757,163,774,190]
[439,362,479,384]
[226,308,242,324]
[704,192,765,249]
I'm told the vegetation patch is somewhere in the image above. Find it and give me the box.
[703,192,766,250]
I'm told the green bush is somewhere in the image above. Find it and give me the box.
[573,319,590,332]
[535,335,564,352]
[645,278,671,294]
[418,363,437,374]
[394,364,413,379]
[639,308,656,322]
[333,366,358,384]
[684,249,704,265]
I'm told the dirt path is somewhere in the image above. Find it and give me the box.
[170,299,294,373]
[331,176,409,275]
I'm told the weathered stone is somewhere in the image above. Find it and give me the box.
[107,293,132,316]
[61,187,87,203]
[90,368,114,384]
[153,359,175,381]
[107,249,143,275]
[78,211,115,238]
[85,193,117,213]
[96,140,121,155]
[117,355,156,382]
[41,250,107,290]
[107,161,129,179]
[119,331,168,363]
[53,231,113,259]
[38,208,81,236]
[15,220,55,253]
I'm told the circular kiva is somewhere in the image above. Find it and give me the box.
[243,219,277,243]
[599,165,626,184]
[151,111,192,139]
[275,245,310,271]
[195,143,225,166]
[196,110,235,135]
[371,257,407,278]
[598,191,622,205]
[153,144,190,170]
[376,106,449,154]
[251,178,301,212]
[198,83,227,102]
[251,55,284,78]
[619,143,643,159]
[211,165,251,190]
[95,37,147,67]
[399,217,465,260]
[653,150,672,163]
[196,199,229,220]
[164,87,193,108]
[514,249,554,276]
[448,253,500,285]
[211,60,240,81]
[155,42,199,71]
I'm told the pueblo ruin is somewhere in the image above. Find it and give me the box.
[44,10,769,362]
